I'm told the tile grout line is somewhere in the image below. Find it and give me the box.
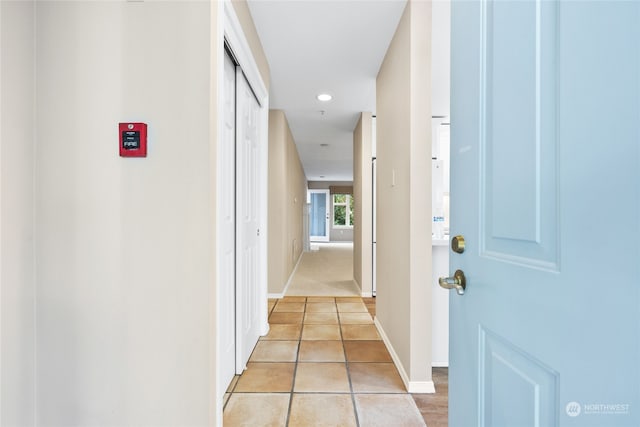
[284,296,305,427]
[230,297,430,424]
[224,299,278,412]
[229,296,392,425]
[223,300,280,411]
[338,298,361,427]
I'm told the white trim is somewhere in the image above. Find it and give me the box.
[353,278,373,298]
[267,293,284,300]
[374,317,436,394]
[0,4,3,424]
[258,102,269,336]
[223,0,267,103]
[222,0,269,337]
[268,251,304,299]
[407,381,436,394]
[213,2,225,426]
[222,0,270,357]
[331,193,354,228]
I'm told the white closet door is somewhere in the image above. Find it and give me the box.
[218,52,236,392]
[235,69,261,373]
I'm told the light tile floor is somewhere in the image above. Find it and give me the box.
[223,296,427,427]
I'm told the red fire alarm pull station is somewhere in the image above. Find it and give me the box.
[119,122,147,157]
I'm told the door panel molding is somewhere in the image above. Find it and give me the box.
[479,326,559,427]
[479,0,560,272]
[235,69,262,374]
[451,1,640,426]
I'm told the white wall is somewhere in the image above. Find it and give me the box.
[431,0,451,368]
[1,1,36,425]
[330,227,353,242]
[431,0,451,117]
[35,2,216,425]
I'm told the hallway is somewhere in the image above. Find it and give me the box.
[286,243,360,296]
[223,296,427,426]
[223,239,448,425]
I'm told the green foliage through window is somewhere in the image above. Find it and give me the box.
[333,194,354,227]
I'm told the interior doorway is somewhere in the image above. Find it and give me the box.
[309,189,330,242]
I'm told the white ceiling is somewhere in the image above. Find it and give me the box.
[247,0,408,182]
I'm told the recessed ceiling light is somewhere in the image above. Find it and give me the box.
[320,143,329,147]
[319,175,325,178]
[317,93,333,102]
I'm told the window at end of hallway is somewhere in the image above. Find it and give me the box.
[333,194,354,228]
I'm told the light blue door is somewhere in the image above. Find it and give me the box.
[309,189,330,242]
[448,1,639,426]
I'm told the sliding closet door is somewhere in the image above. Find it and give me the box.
[235,69,262,372]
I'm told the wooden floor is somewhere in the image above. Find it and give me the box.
[412,367,448,427]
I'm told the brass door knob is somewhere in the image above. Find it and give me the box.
[438,270,466,295]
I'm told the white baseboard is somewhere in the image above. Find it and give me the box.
[432,361,449,368]
[407,380,436,393]
[260,322,270,336]
[268,251,304,299]
[374,317,436,394]
[352,277,373,298]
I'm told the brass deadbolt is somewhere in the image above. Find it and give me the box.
[451,235,465,254]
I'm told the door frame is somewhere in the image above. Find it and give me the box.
[309,189,331,242]
[215,2,269,425]
[217,48,238,411]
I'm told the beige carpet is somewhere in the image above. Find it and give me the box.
[286,242,361,297]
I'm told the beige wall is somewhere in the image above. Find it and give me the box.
[0,1,36,425]
[307,181,353,190]
[376,0,433,389]
[268,110,307,296]
[20,1,270,426]
[353,113,373,296]
[35,2,216,424]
